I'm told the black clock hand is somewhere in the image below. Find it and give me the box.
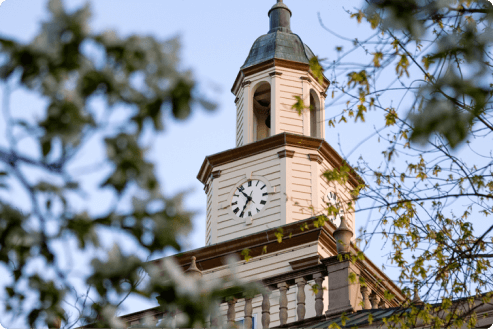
[240,200,249,216]
[237,187,250,199]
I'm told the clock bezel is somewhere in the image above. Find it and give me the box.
[227,175,272,222]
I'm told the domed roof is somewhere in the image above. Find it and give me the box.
[241,1,316,70]
[241,32,315,69]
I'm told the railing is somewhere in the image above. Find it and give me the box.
[211,256,395,328]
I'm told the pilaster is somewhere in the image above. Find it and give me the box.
[279,148,294,225]
[270,71,282,136]
[322,256,361,317]
[210,171,221,244]
[301,76,311,137]
[242,81,253,144]
[308,154,323,215]
[320,91,327,139]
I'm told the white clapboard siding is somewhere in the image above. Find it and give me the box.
[211,148,286,243]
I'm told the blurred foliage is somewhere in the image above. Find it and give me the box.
[0,0,258,328]
[316,0,493,327]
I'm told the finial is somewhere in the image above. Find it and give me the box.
[185,256,203,279]
[268,0,292,33]
[412,288,424,305]
[333,217,353,254]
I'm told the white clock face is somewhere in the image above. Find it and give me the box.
[324,191,344,227]
[231,179,269,219]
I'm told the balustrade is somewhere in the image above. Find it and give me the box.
[210,258,393,328]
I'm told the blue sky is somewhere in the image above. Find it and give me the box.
[0,0,384,321]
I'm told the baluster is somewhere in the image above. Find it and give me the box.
[313,273,324,317]
[379,300,387,309]
[370,293,380,309]
[361,286,371,310]
[295,278,306,321]
[278,282,289,325]
[210,300,220,329]
[244,298,253,329]
[262,292,271,329]
[227,298,237,326]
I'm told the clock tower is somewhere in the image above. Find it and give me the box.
[119,2,408,327]
[197,0,361,246]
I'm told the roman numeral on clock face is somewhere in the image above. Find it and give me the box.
[232,201,238,206]
[248,181,252,187]
[260,200,267,205]
[233,208,240,214]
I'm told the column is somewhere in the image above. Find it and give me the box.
[270,71,282,135]
[320,91,327,139]
[242,80,252,144]
[300,76,311,136]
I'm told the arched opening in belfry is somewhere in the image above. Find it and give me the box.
[253,82,271,141]
[310,89,320,138]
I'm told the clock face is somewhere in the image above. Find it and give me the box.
[324,191,344,227]
[231,179,269,219]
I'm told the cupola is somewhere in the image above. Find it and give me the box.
[232,0,330,147]
[241,1,316,70]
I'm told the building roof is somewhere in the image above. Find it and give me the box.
[304,308,402,328]
[240,0,316,70]
[241,32,316,70]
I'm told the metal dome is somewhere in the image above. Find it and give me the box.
[241,1,316,70]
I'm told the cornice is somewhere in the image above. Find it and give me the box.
[197,133,364,189]
[278,149,295,159]
[150,217,323,274]
[308,153,323,164]
[148,216,405,307]
[231,58,330,96]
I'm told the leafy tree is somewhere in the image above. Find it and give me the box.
[314,0,493,327]
[0,1,262,327]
